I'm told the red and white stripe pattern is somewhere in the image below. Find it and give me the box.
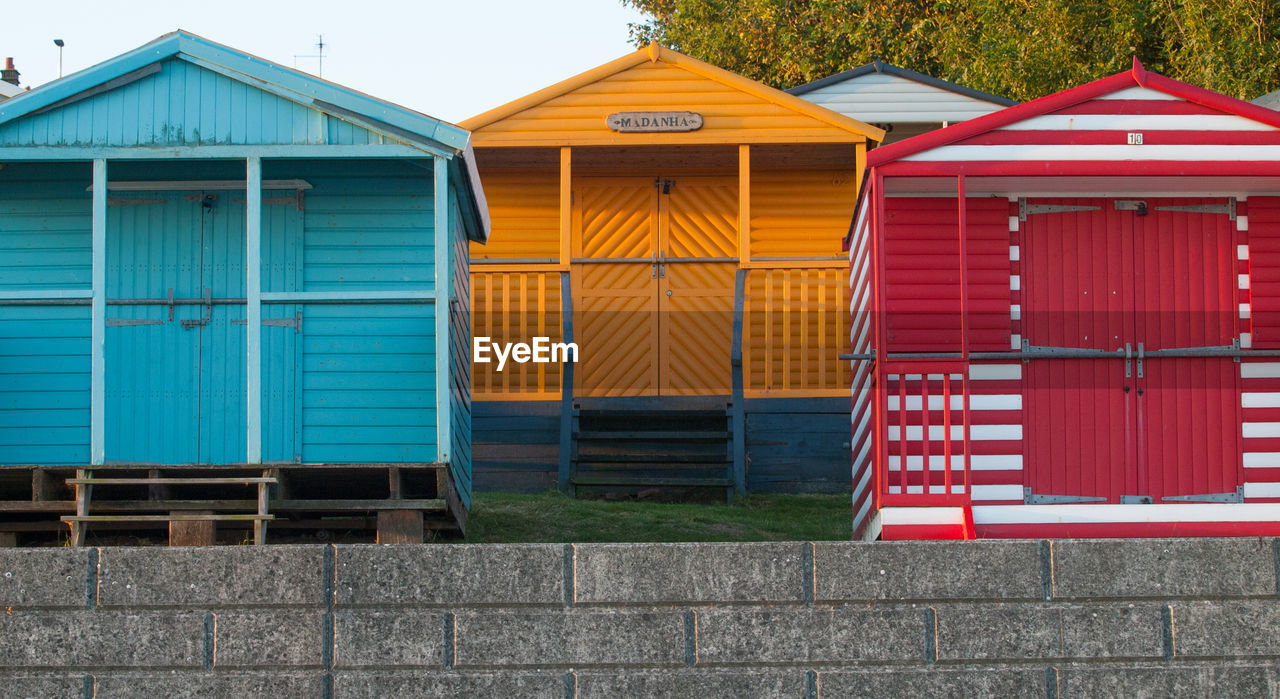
[881,363,1024,504]
[848,192,877,537]
[1237,200,1280,502]
[904,86,1280,163]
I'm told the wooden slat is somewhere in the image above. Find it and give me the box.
[62,514,274,522]
[570,476,734,487]
[66,477,278,485]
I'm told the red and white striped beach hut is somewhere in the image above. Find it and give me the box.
[849,59,1280,540]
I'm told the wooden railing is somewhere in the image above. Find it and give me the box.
[471,271,564,400]
[742,267,849,396]
[879,360,972,507]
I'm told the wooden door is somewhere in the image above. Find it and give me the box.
[1023,200,1136,502]
[660,177,738,395]
[571,178,661,397]
[1133,199,1242,501]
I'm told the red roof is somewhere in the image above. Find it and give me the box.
[866,58,1280,167]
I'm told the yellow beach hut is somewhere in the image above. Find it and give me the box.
[461,44,883,497]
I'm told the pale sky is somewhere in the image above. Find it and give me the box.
[1,0,649,124]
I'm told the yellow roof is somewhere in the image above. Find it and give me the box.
[462,43,885,147]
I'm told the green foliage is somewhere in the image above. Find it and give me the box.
[464,491,851,543]
[623,0,1280,101]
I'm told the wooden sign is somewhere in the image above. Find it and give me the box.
[606,112,704,133]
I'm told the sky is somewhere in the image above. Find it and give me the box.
[0,0,649,124]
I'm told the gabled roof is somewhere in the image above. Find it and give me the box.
[868,58,1280,167]
[0,31,490,242]
[0,30,470,155]
[788,60,1017,107]
[461,43,885,142]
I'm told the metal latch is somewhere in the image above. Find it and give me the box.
[179,288,212,330]
[1136,341,1144,379]
[1163,487,1244,503]
[1024,488,1107,504]
[1120,495,1153,504]
[1115,200,1148,216]
[653,178,675,194]
[1125,342,1132,378]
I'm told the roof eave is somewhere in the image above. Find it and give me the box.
[789,61,1018,107]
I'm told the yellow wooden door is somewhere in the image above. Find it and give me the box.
[572,178,661,397]
[660,178,738,395]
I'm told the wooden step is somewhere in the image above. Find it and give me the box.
[576,430,730,441]
[569,476,734,487]
[575,453,729,464]
[66,477,277,486]
[62,514,274,523]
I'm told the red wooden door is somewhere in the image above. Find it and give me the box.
[1023,198,1243,503]
[1133,199,1242,501]
[1023,200,1135,502]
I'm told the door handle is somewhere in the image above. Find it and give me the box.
[1137,341,1144,379]
[658,250,665,278]
[651,252,658,278]
[1124,343,1132,378]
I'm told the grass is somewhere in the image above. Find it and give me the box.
[463,491,852,543]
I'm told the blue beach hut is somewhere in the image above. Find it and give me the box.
[0,31,488,544]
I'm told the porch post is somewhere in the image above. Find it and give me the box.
[90,159,107,465]
[559,146,572,267]
[434,156,451,463]
[957,175,968,359]
[246,156,262,464]
[738,144,750,264]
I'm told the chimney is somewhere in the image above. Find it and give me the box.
[1,58,18,86]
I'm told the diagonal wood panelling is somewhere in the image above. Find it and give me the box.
[665,178,738,259]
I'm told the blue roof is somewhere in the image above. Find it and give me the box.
[0,30,471,154]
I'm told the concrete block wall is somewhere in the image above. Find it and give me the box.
[1,539,1278,697]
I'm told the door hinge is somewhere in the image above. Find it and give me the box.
[105,318,167,327]
[1162,486,1243,504]
[1024,488,1107,504]
[233,312,303,333]
[1154,199,1235,220]
[1018,199,1101,221]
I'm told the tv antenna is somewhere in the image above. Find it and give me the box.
[294,35,327,77]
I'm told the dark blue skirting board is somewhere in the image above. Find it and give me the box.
[472,397,851,494]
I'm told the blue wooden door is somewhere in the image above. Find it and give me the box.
[105,191,300,464]
[105,192,205,463]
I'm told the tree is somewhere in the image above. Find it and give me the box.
[623,0,1280,101]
